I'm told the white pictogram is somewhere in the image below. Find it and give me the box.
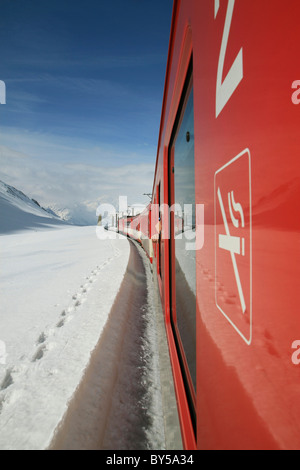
[215,149,252,344]
[217,188,246,313]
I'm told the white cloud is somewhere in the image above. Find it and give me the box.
[0,141,154,224]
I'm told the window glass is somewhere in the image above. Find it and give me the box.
[173,85,196,392]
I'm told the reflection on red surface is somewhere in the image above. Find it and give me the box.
[197,226,300,449]
[191,0,300,449]
[139,0,300,449]
[215,149,252,344]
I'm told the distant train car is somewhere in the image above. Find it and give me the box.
[122,206,154,263]
[117,215,134,237]
[125,0,300,450]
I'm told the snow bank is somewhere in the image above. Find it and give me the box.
[0,225,130,449]
[0,180,177,450]
[0,180,68,234]
[50,240,166,450]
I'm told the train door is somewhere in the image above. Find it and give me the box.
[169,60,196,432]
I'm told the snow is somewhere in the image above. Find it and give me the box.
[0,180,168,450]
[0,179,67,234]
[0,224,132,449]
[49,239,166,450]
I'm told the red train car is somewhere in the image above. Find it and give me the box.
[119,206,154,262]
[117,215,134,237]
[146,0,300,450]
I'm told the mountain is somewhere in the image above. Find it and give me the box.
[46,203,98,226]
[0,180,69,234]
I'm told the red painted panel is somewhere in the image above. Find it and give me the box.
[192,0,300,449]
[151,0,300,450]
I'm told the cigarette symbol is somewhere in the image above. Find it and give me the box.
[217,187,246,313]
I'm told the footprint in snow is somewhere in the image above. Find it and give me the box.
[37,332,47,344]
[32,345,46,362]
[0,369,14,390]
[56,318,65,328]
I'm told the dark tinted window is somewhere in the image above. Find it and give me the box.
[173,84,196,393]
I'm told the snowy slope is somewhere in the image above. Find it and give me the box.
[0,225,131,449]
[0,179,167,450]
[0,180,69,234]
[0,180,132,449]
[46,202,97,226]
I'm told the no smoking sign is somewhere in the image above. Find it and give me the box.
[214,149,252,344]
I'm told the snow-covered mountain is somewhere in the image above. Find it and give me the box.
[0,180,69,234]
[46,202,98,226]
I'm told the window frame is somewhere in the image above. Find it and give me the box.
[168,58,196,429]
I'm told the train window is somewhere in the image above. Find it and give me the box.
[169,62,196,404]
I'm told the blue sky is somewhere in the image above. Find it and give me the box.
[0,0,173,220]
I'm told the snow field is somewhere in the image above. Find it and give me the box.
[50,240,166,450]
[0,226,130,449]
